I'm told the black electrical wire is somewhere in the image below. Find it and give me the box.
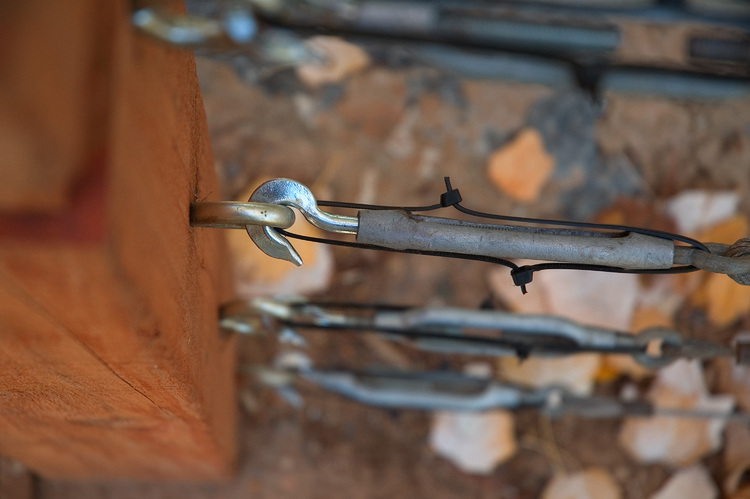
[276,228,529,292]
[439,177,709,252]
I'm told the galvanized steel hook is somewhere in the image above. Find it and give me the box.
[246,179,358,265]
[132,4,258,47]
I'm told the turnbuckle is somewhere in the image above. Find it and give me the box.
[251,360,750,420]
[220,297,738,368]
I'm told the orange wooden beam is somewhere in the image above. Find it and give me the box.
[0,0,236,479]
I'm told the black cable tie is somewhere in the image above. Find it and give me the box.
[440,176,463,207]
[440,187,462,207]
[510,266,535,294]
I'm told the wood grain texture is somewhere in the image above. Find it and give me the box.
[0,0,236,480]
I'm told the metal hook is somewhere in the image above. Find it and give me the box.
[132,4,258,47]
[246,179,358,265]
[132,4,328,67]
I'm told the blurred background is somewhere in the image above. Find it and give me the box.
[23,0,750,497]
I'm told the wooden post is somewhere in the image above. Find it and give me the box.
[0,0,236,480]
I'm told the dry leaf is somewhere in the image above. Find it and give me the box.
[297,37,370,88]
[429,410,517,475]
[490,266,639,330]
[723,422,750,497]
[631,306,675,332]
[703,272,750,327]
[490,267,639,394]
[619,360,734,467]
[650,465,718,499]
[500,355,602,396]
[635,275,686,322]
[689,215,750,327]
[228,184,333,296]
[599,276,682,382]
[486,128,555,202]
[541,468,621,499]
[595,362,625,384]
[665,190,739,235]
[429,363,516,475]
